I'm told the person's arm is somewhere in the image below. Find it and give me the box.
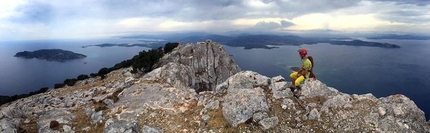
[297,66,307,76]
[301,67,308,76]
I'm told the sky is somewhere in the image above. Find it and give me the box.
[0,0,429,40]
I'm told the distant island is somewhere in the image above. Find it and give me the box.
[14,49,86,62]
[368,34,430,40]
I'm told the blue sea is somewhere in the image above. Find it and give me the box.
[0,38,429,120]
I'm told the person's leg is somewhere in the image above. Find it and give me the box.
[294,75,305,88]
[290,72,298,85]
[290,72,298,91]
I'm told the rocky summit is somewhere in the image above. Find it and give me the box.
[1,40,429,133]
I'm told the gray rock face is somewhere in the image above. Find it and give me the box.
[0,118,17,133]
[104,119,140,133]
[376,94,427,132]
[155,40,241,92]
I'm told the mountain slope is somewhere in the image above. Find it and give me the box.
[0,40,428,132]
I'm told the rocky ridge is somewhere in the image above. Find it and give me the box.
[1,40,429,132]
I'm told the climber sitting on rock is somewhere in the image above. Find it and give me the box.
[290,48,313,95]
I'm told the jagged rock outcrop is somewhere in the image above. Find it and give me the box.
[155,39,241,92]
[0,40,429,132]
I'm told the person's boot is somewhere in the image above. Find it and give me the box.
[289,86,296,92]
[293,86,301,97]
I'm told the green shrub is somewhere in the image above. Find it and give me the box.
[63,78,78,86]
[54,83,65,88]
[164,42,179,53]
[77,74,90,80]
[98,67,110,76]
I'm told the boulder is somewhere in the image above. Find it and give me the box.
[37,109,75,133]
[222,86,269,127]
[104,119,140,133]
[91,111,103,124]
[259,117,279,130]
[142,125,162,133]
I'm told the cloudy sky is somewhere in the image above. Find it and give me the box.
[0,0,429,40]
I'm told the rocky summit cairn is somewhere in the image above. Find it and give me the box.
[1,40,429,132]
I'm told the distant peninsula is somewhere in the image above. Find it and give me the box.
[368,34,430,40]
[14,49,86,62]
[223,35,400,49]
[82,43,150,48]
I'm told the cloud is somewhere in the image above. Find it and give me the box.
[379,10,430,24]
[10,1,53,24]
[280,20,294,27]
[370,0,430,6]
[249,20,294,31]
[1,0,430,40]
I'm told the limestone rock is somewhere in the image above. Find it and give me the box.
[253,112,269,123]
[321,94,353,113]
[91,111,103,124]
[202,115,210,123]
[308,108,320,120]
[155,40,241,92]
[281,99,294,110]
[270,76,293,99]
[0,118,17,133]
[104,119,140,133]
[142,125,162,133]
[259,117,279,130]
[301,79,339,98]
[222,86,269,127]
[37,109,75,133]
[220,71,271,94]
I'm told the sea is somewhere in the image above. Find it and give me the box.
[0,38,429,120]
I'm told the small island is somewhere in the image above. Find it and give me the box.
[14,49,86,62]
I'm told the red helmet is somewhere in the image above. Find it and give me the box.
[298,48,307,56]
